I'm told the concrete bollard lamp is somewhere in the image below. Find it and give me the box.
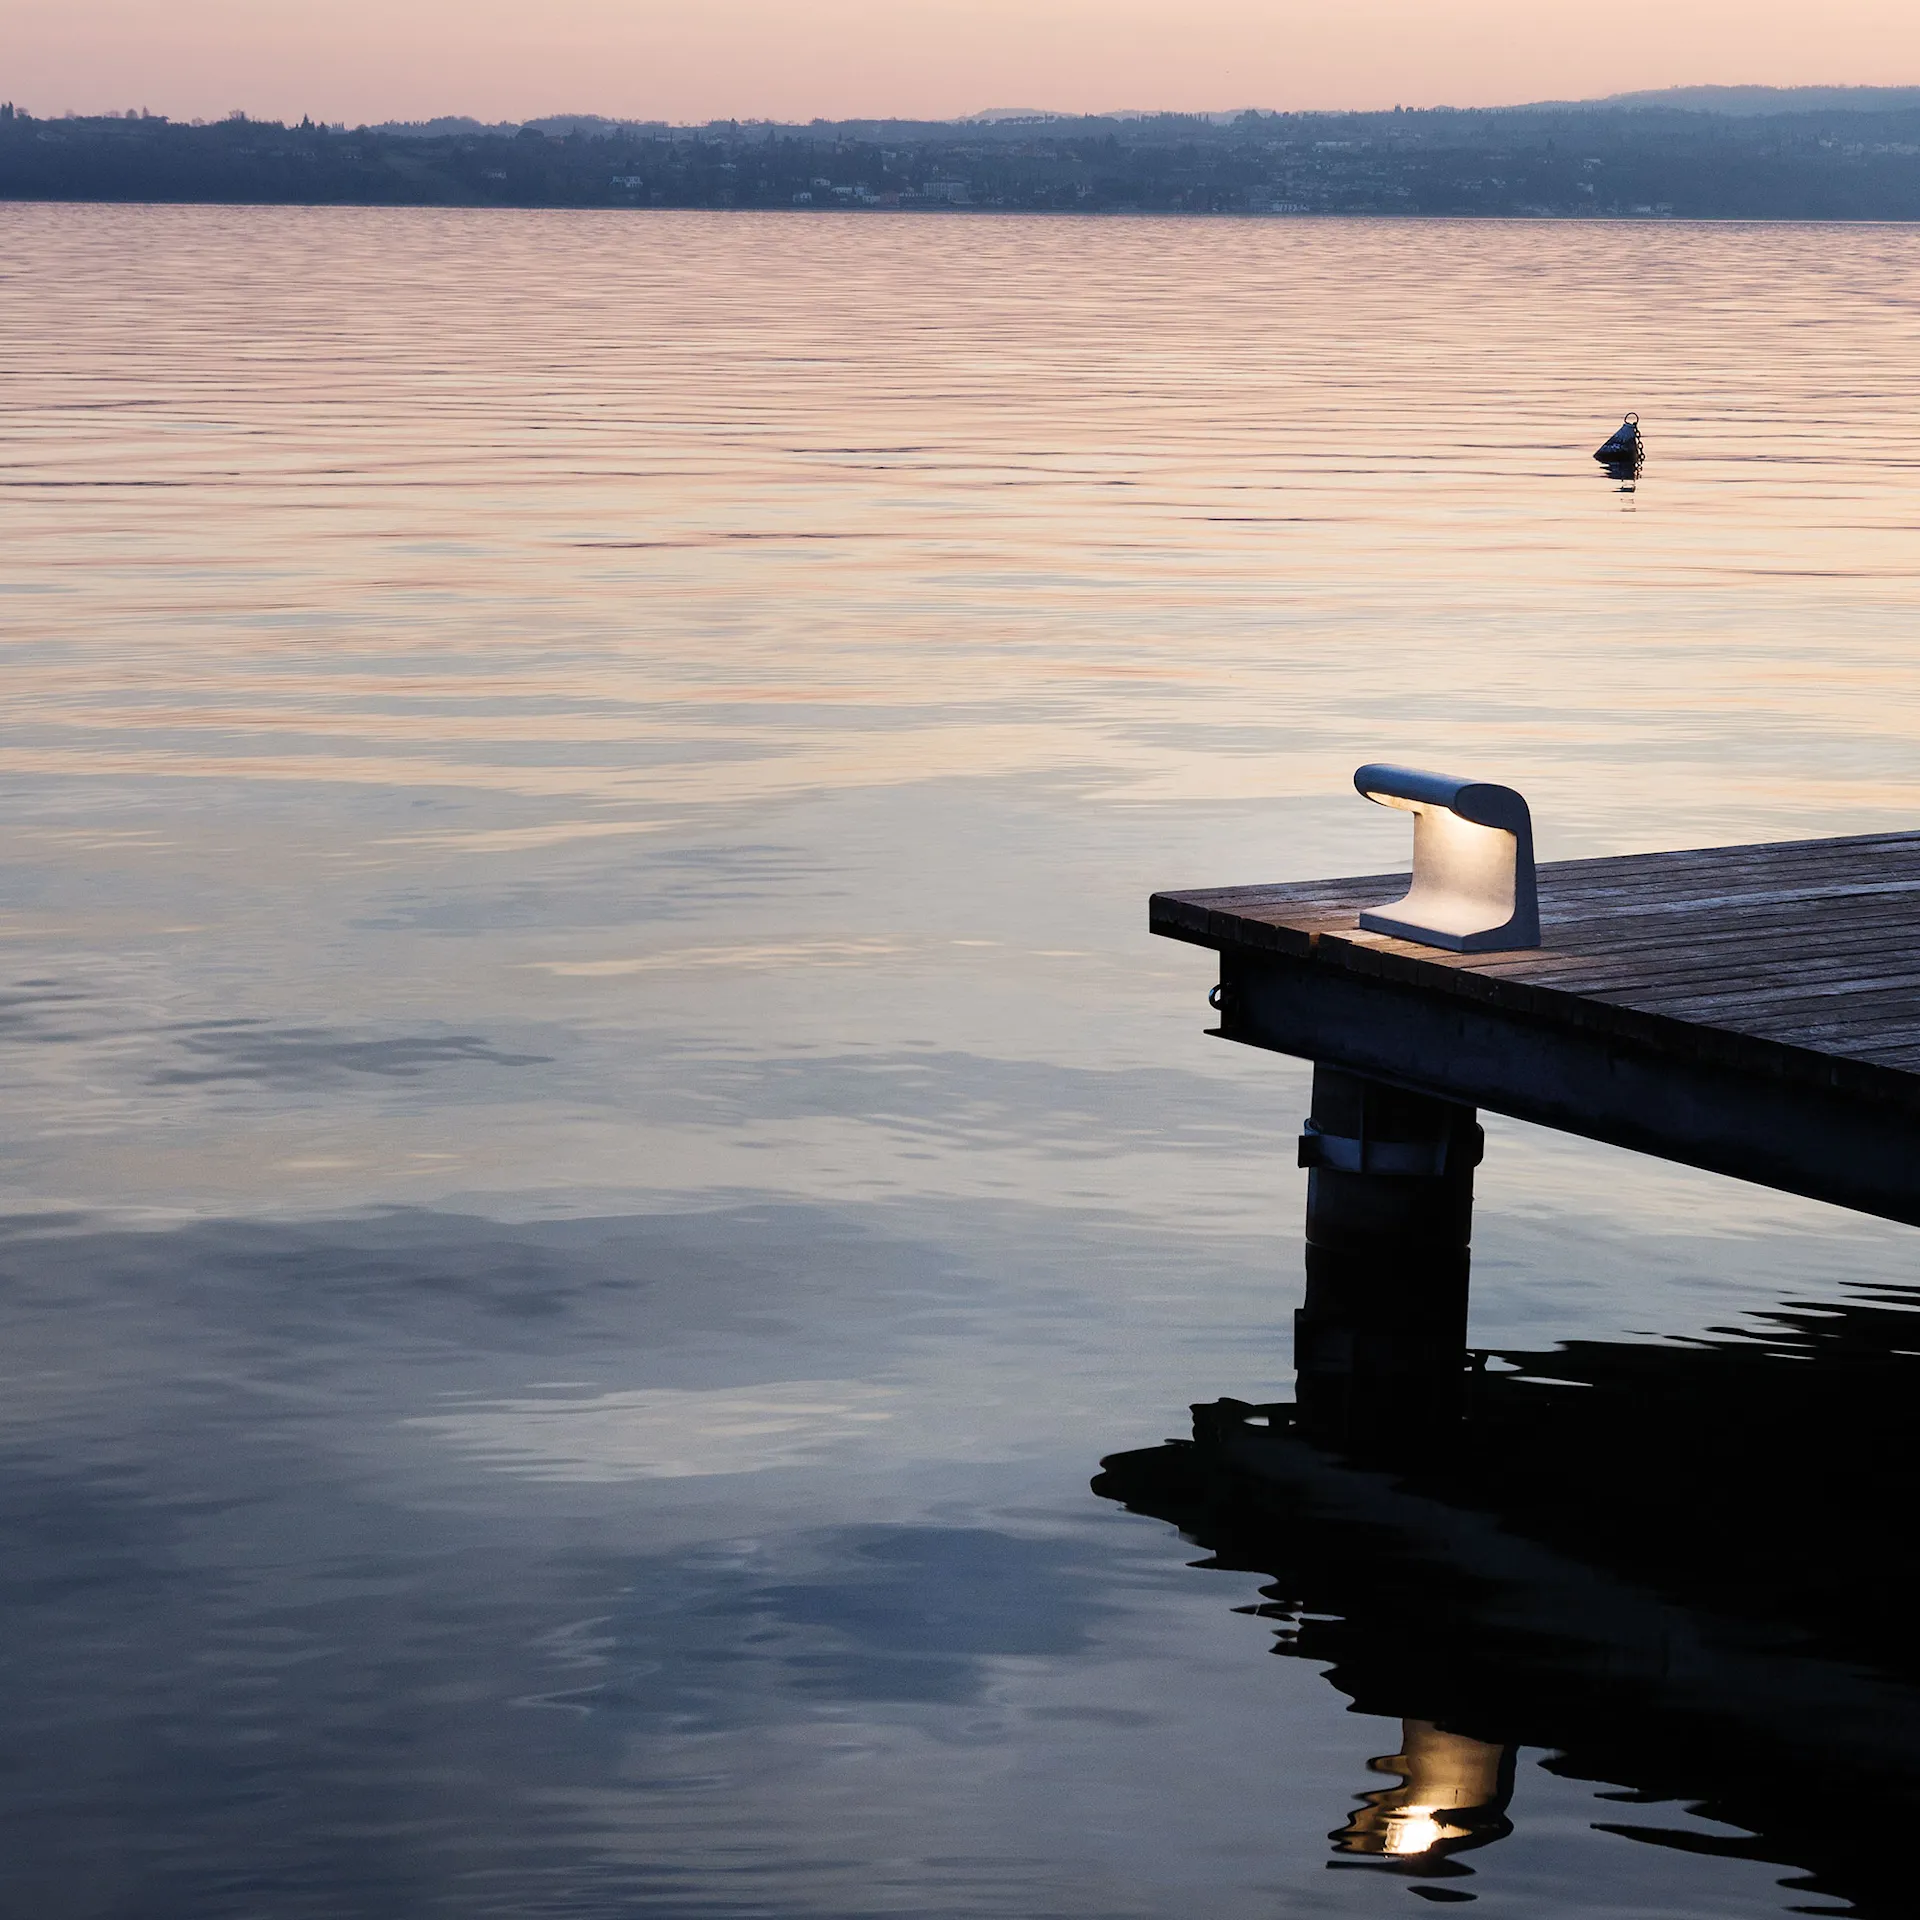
[1353,763,1540,953]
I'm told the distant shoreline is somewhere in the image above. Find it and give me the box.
[9,103,1920,222]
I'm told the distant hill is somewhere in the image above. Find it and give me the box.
[523,114,672,138]
[367,113,670,139]
[366,116,519,138]
[353,90,1920,142]
[1596,84,1920,115]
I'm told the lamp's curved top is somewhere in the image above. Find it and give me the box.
[1353,764,1532,837]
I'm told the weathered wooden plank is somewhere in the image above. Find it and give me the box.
[1591,951,1920,1000]
[1183,833,1920,903]
[1720,997,1920,1045]
[1849,1040,1920,1070]
[1163,885,1920,984]
[1204,885,1920,953]
[1464,935,1920,998]
[1174,836,1920,931]
[1627,963,1920,1007]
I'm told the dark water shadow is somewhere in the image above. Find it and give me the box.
[150,1022,551,1085]
[1094,1280,1920,1915]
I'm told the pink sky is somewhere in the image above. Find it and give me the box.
[11,0,1920,125]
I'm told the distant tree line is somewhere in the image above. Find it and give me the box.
[7,100,1920,219]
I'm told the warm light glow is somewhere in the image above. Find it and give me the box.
[1336,1723,1513,1863]
[1397,806,1521,938]
[1381,1810,1451,1856]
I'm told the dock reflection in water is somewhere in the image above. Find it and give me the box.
[1094,1279,1920,1914]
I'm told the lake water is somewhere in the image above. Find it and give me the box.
[7,203,1920,1916]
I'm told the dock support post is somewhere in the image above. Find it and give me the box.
[1295,1065,1481,1450]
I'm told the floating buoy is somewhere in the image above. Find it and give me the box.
[1593,412,1642,466]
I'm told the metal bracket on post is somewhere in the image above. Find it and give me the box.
[1298,1116,1484,1179]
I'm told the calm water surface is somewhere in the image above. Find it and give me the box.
[6,204,1920,1914]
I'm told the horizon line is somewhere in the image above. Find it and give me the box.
[14,79,1920,134]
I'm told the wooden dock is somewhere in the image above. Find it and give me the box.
[1153,830,1920,1227]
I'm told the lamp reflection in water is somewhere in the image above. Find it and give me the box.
[1332,1720,1515,1885]
[1094,1268,1920,1914]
